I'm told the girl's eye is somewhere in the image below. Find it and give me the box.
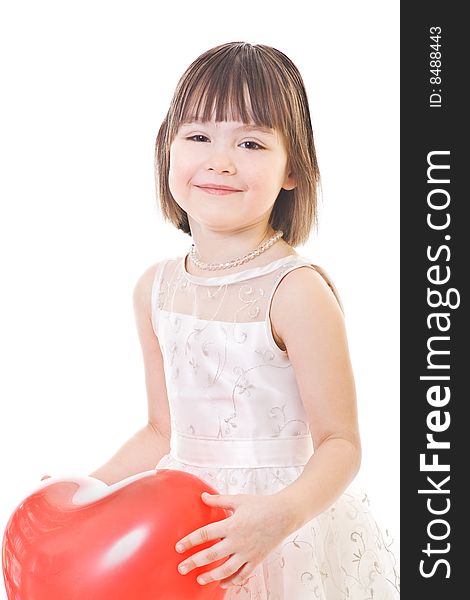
[187,134,209,142]
[240,141,263,150]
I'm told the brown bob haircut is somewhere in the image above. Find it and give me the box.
[154,42,320,247]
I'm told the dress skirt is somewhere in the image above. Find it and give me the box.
[155,434,400,599]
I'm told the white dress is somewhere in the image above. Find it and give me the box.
[152,253,400,599]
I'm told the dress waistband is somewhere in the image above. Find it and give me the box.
[170,432,314,468]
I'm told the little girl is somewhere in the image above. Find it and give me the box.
[90,42,399,598]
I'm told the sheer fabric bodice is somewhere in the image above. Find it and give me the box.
[151,254,332,453]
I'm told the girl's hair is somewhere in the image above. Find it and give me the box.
[154,42,320,246]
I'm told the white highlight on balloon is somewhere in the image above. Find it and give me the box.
[36,470,158,506]
[100,527,149,569]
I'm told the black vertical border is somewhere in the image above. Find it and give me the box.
[401,2,466,597]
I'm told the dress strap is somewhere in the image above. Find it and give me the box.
[150,258,171,336]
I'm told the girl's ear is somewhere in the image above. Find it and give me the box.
[282,171,297,191]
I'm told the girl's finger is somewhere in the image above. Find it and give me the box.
[225,561,253,587]
[177,539,231,574]
[175,519,228,553]
[201,492,240,510]
[196,554,245,586]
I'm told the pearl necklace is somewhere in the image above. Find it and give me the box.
[188,230,284,271]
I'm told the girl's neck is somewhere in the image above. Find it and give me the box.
[186,224,296,276]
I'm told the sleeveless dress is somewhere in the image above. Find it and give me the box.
[151,253,400,599]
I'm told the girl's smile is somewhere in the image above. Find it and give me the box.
[194,183,244,195]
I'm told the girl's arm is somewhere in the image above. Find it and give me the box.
[269,266,361,532]
[89,263,172,485]
[88,424,170,485]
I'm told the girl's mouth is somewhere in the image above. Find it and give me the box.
[195,184,242,196]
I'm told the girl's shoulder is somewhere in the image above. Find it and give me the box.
[269,257,346,358]
[148,255,181,283]
[275,256,344,315]
[133,256,179,310]
[135,256,175,288]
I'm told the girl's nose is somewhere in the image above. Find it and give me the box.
[205,147,236,174]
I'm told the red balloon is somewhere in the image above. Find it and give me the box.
[2,470,229,599]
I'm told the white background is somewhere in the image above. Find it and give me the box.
[0,0,399,592]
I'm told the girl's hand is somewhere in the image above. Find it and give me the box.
[175,492,294,590]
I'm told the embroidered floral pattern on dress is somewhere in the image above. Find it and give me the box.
[149,254,400,599]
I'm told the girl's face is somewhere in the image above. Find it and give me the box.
[168,119,296,233]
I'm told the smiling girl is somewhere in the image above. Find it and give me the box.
[90,42,400,599]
